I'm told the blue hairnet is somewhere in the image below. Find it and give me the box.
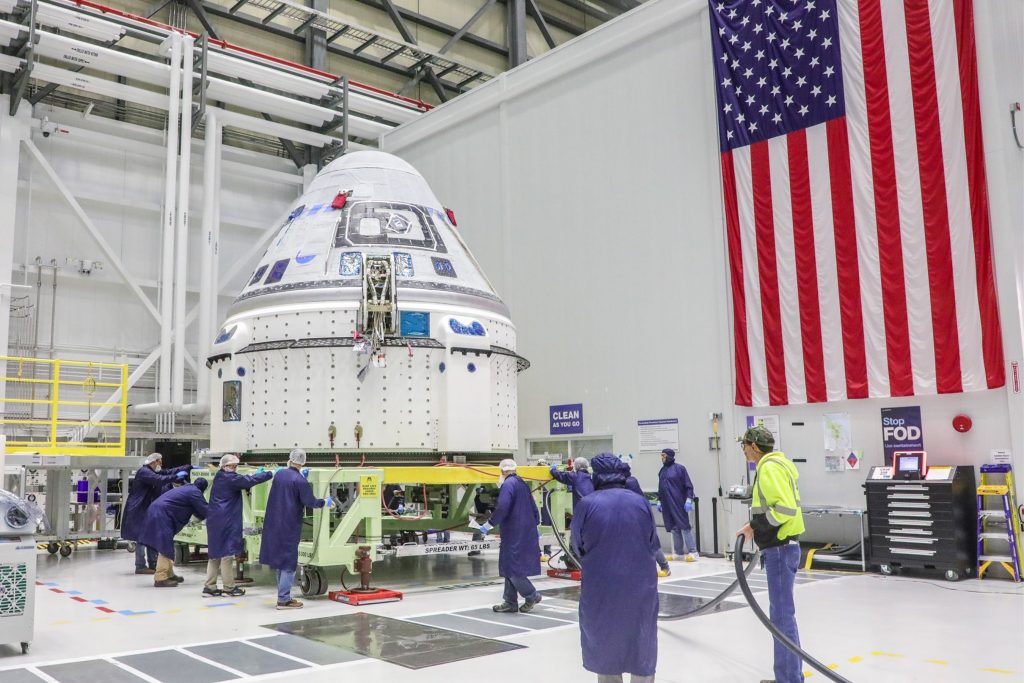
[661,448,676,464]
[590,453,629,489]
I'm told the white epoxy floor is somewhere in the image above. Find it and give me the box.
[7,547,1023,682]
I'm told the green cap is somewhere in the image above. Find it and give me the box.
[739,425,774,451]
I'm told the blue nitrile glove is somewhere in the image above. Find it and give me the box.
[396,503,405,514]
[324,497,335,508]
[256,466,266,474]
[479,523,493,535]
[275,466,286,473]
[549,465,558,475]
[301,468,310,479]
[656,503,663,513]
[684,498,694,512]
[175,471,188,481]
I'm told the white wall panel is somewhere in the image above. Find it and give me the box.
[11,105,301,409]
[383,0,1024,545]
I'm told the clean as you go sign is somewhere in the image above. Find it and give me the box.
[550,403,583,435]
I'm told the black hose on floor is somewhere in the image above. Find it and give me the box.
[733,535,852,683]
[540,485,757,621]
[657,549,758,621]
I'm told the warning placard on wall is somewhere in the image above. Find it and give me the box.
[638,418,679,452]
[359,476,380,498]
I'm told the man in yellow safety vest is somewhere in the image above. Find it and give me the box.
[737,425,805,683]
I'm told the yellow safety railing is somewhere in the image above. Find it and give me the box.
[0,356,128,456]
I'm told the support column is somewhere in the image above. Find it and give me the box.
[508,0,527,68]
[195,109,220,411]
[0,96,32,405]
[305,0,328,71]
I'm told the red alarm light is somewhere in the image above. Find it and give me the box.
[331,192,347,210]
[445,208,457,226]
[952,415,972,433]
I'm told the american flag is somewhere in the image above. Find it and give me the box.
[711,0,1005,407]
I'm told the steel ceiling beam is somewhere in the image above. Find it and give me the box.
[199,1,467,98]
[525,0,555,50]
[398,0,496,97]
[508,0,527,67]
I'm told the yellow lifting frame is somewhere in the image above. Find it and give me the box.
[381,465,554,485]
[0,356,129,456]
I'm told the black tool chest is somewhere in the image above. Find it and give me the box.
[864,466,977,581]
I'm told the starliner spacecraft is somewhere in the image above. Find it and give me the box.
[207,152,527,462]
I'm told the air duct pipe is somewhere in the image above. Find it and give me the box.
[171,32,195,408]
[157,31,181,407]
[183,107,219,415]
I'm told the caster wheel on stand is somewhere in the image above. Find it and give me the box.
[944,569,961,582]
[20,642,29,655]
[59,543,73,558]
[46,542,59,555]
[299,566,328,597]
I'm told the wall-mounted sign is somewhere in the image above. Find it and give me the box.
[638,418,679,452]
[746,414,781,449]
[550,403,583,435]
[881,406,923,465]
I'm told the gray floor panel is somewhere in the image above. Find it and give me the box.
[406,613,530,638]
[251,634,367,666]
[0,670,44,683]
[39,660,146,683]
[263,613,523,670]
[657,584,733,598]
[657,592,746,617]
[116,650,238,683]
[538,585,582,601]
[456,608,572,631]
[529,604,579,622]
[186,642,307,676]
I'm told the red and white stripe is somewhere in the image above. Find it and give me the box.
[723,0,1004,407]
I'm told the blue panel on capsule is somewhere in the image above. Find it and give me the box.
[214,325,237,344]
[393,252,414,277]
[265,258,290,284]
[400,311,430,337]
[249,265,268,285]
[431,257,456,278]
[340,252,362,277]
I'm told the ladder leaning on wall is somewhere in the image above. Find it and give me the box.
[977,464,1022,582]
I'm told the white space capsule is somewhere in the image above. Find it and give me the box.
[207,151,525,458]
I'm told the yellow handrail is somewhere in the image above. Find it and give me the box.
[2,356,129,456]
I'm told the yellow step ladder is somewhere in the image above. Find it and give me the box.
[977,464,1022,581]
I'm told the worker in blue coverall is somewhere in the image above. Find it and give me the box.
[572,455,659,683]
[621,459,672,577]
[547,457,595,565]
[204,453,273,598]
[549,457,595,505]
[122,452,193,575]
[138,478,209,587]
[259,449,332,610]
[657,448,698,561]
[737,425,805,683]
[482,458,542,613]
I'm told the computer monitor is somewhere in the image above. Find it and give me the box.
[893,451,927,480]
